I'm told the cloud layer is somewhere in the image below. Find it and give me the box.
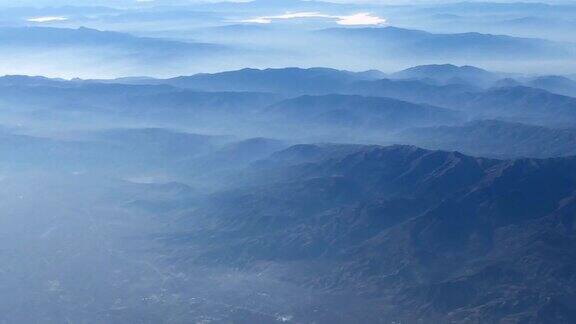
[242,12,386,26]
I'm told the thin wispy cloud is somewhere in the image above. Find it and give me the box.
[241,12,386,26]
[27,16,68,23]
[242,12,327,24]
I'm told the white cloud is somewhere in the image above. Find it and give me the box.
[242,17,275,24]
[241,12,386,26]
[336,13,386,26]
[27,16,68,23]
[272,12,331,20]
[243,12,332,24]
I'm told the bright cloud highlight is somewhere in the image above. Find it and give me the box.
[27,16,68,23]
[337,13,386,26]
[241,12,386,26]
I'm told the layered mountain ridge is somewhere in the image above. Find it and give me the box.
[159,143,576,323]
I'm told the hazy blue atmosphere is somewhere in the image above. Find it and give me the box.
[1,0,576,323]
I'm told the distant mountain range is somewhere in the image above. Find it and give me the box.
[0,81,280,126]
[526,75,576,97]
[460,86,576,126]
[162,67,385,94]
[401,119,576,158]
[0,126,288,185]
[267,94,461,132]
[389,64,503,87]
[0,26,238,77]
[3,65,576,137]
[1,22,572,77]
[492,75,576,97]
[345,76,478,106]
[0,26,225,58]
[320,26,572,60]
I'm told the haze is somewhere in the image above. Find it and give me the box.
[1,0,576,323]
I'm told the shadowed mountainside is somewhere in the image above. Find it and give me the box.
[162,144,576,323]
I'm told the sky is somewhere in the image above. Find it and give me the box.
[0,0,572,6]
